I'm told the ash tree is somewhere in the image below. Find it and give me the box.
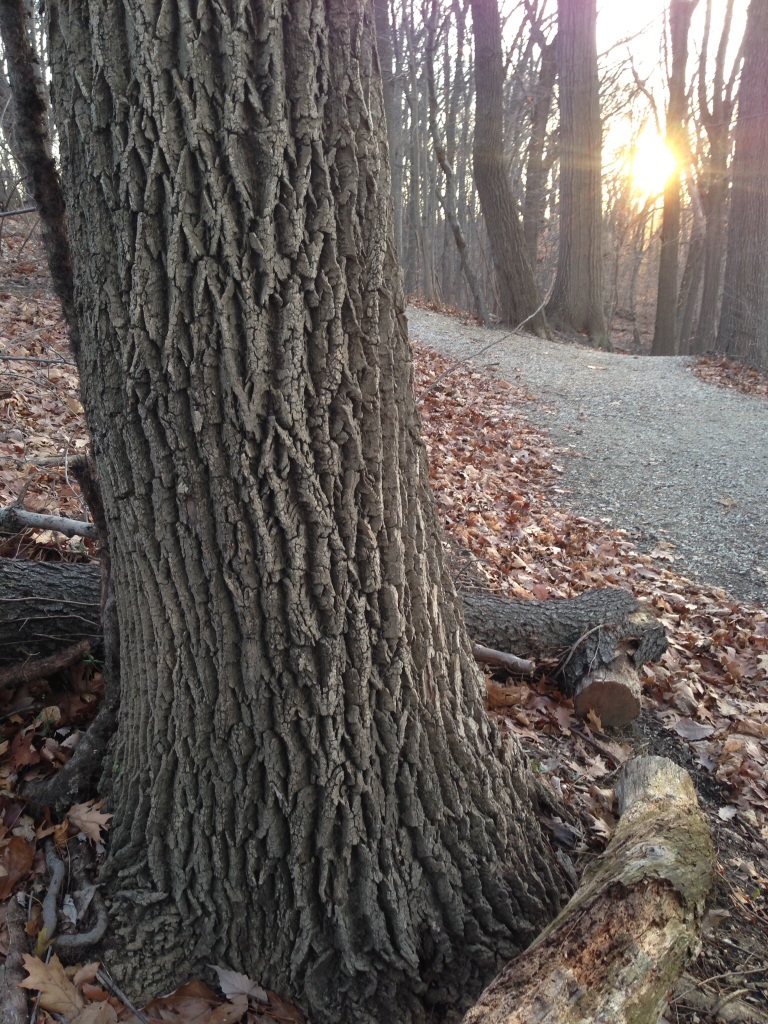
[3,0,569,1021]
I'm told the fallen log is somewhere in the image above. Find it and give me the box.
[0,561,665,725]
[462,588,666,726]
[0,559,101,666]
[463,755,715,1024]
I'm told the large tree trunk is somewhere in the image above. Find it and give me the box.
[546,0,608,349]
[27,1,567,1020]
[716,0,768,369]
[469,0,549,336]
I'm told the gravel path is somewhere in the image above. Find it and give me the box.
[408,306,768,609]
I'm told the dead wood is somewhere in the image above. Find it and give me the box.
[0,504,98,540]
[0,895,30,1024]
[472,644,535,676]
[0,639,91,689]
[462,587,666,725]
[0,562,664,726]
[462,755,715,1024]
[0,558,101,666]
[0,559,661,730]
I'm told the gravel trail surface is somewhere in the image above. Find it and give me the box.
[408,306,768,609]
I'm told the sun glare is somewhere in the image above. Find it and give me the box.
[630,133,679,198]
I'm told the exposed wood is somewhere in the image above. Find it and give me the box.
[572,652,642,727]
[473,644,535,676]
[462,755,715,1024]
[461,587,666,709]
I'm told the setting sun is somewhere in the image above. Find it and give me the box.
[630,132,679,197]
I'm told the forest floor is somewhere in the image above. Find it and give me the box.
[0,218,766,1023]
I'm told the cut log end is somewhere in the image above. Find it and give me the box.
[572,654,642,727]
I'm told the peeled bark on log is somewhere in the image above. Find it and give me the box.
[463,755,715,1024]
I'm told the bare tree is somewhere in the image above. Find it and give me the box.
[470,0,549,335]
[546,0,608,348]
[1,0,568,1018]
[651,0,700,356]
[716,0,768,368]
[425,0,489,322]
[691,0,742,353]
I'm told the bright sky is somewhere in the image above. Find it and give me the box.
[596,0,749,196]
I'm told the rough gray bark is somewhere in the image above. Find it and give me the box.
[0,558,665,689]
[522,32,557,266]
[463,756,715,1024]
[546,0,608,349]
[651,0,700,356]
[716,0,768,369]
[36,1,567,1020]
[469,0,549,336]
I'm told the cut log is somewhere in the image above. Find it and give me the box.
[572,653,642,728]
[462,587,666,724]
[462,755,715,1024]
[0,561,665,729]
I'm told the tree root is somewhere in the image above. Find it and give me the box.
[41,840,109,958]
[23,703,117,814]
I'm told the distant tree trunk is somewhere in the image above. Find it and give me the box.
[425,0,488,324]
[692,0,740,354]
[651,0,699,356]
[547,0,608,348]
[373,0,404,260]
[9,0,569,1020]
[470,0,549,336]
[716,0,768,367]
[522,35,557,266]
[676,182,706,352]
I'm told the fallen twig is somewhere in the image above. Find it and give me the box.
[0,894,30,1024]
[0,639,91,689]
[0,504,97,540]
[473,643,535,675]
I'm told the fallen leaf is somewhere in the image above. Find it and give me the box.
[210,965,268,1004]
[19,952,84,1015]
[145,980,221,1022]
[67,800,112,843]
[673,719,715,741]
[0,835,34,898]
[71,1003,118,1024]
[586,709,603,732]
[209,995,248,1023]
